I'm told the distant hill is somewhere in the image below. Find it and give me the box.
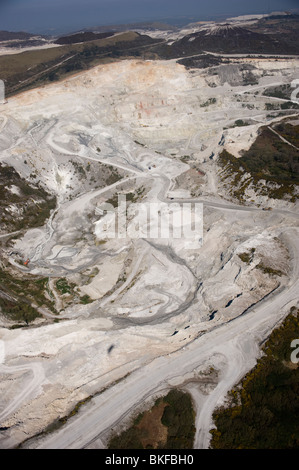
[0,30,50,50]
[1,13,298,98]
[0,31,39,42]
[54,31,115,45]
[80,21,178,33]
[0,31,164,97]
[155,23,299,58]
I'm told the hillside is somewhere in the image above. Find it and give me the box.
[54,31,115,45]
[0,31,43,41]
[218,118,299,203]
[210,307,299,449]
[0,32,163,97]
[0,162,56,234]
[156,24,299,59]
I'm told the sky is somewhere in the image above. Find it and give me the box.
[0,0,298,35]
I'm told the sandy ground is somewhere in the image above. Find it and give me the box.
[0,55,298,449]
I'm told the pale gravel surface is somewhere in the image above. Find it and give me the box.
[0,54,298,449]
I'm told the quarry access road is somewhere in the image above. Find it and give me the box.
[32,223,299,449]
[3,161,298,443]
[0,362,45,425]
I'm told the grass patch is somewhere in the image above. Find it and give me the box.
[238,248,255,264]
[0,268,56,323]
[1,32,163,97]
[80,294,93,304]
[233,119,251,127]
[0,296,41,324]
[200,97,216,107]
[55,278,93,305]
[256,263,284,277]
[55,278,75,295]
[262,84,292,100]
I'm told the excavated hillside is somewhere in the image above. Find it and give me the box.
[0,53,298,449]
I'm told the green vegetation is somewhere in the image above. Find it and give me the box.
[210,307,299,449]
[200,97,216,107]
[218,120,299,202]
[177,54,223,70]
[0,32,163,97]
[265,103,280,111]
[280,101,299,110]
[0,267,56,323]
[238,249,283,276]
[55,278,94,306]
[16,198,56,231]
[55,278,76,295]
[135,186,146,198]
[180,155,191,162]
[0,162,56,233]
[155,16,299,60]
[0,297,41,328]
[95,239,107,246]
[80,294,93,304]
[0,297,40,324]
[263,84,292,100]
[265,101,299,111]
[0,269,94,324]
[105,194,121,208]
[161,389,196,449]
[105,172,121,186]
[240,124,299,184]
[38,395,94,438]
[106,190,141,208]
[71,161,86,179]
[238,248,255,264]
[274,122,299,148]
[242,72,258,86]
[237,253,250,265]
[58,396,93,425]
[255,263,283,277]
[233,119,251,128]
[77,160,122,187]
[54,31,115,46]
[108,389,196,449]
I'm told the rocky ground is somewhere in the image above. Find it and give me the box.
[0,55,298,448]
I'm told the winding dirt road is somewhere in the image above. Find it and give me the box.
[29,212,299,448]
[1,157,298,449]
[0,62,298,450]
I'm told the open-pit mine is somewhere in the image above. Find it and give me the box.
[0,25,298,449]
